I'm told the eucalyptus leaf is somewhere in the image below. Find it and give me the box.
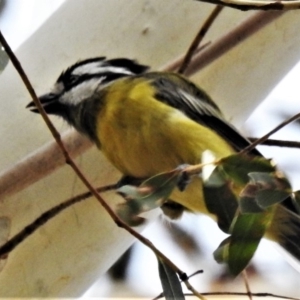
[248,172,291,190]
[248,172,292,208]
[240,196,264,214]
[220,154,275,186]
[116,201,146,226]
[256,189,290,208]
[118,185,144,200]
[203,167,238,233]
[227,209,274,275]
[158,258,185,300]
[116,169,182,226]
[213,237,230,264]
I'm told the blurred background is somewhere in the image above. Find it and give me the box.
[1,0,300,298]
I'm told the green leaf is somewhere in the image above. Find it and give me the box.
[116,201,146,226]
[215,208,274,276]
[117,168,182,226]
[203,167,238,233]
[158,258,185,300]
[228,214,265,275]
[256,189,290,208]
[239,172,291,214]
[213,237,230,264]
[248,172,291,208]
[220,154,275,186]
[209,154,293,275]
[240,197,264,214]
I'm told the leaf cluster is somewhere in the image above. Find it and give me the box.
[118,153,298,277]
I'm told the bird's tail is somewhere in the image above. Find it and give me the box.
[267,203,300,263]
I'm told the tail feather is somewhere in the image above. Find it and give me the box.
[268,203,300,262]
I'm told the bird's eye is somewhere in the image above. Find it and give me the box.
[62,75,81,91]
[69,75,79,85]
[47,93,58,99]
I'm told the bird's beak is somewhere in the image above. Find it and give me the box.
[26,93,60,114]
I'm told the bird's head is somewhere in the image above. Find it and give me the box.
[26,57,149,120]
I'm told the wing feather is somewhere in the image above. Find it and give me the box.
[145,72,260,155]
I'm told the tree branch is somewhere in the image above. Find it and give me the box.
[248,138,300,148]
[178,5,223,74]
[194,0,300,11]
[241,113,300,154]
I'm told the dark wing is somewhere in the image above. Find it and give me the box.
[145,72,261,156]
[144,72,300,259]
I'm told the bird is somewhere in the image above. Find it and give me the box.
[27,56,300,266]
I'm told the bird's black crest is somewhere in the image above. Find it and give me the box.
[57,57,149,89]
[107,58,150,75]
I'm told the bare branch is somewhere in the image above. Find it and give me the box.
[178,5,223,74]
[194,0,300,11]
[248,138,300,148]
[0,130,92,199]
[0,183,117,258]
[182,10,283,76]
[162,11,283,76]
[169,292,300,300]
[242,270,253,300]
[241,113,300,154]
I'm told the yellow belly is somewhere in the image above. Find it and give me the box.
[96,81,235,214]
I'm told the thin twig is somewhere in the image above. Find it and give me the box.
[242,270,253,300]
[162,42,211,73]
[153,270,204,300]
[248,138,300,149]
[0,183,117,258]
[195,0,300,11]
[0,33,67,157]
[162,11,283,76]
[187,269,204,279]
[178,5,223,74]
[155,292,300,300]
[0,31,202,298]
[0,130,92,199]
[185,281,207,300]
[200,292,300,300]
[240,112,300,155]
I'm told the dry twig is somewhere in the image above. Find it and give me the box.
[241,112,300,154]
[194,0,300,11]
[242,270,253,300]
[178,5,223,74]
[248,138,300,149]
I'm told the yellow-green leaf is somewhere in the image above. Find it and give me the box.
[220,154,275,186]
[116,168,183,226]
[203,167,238,233]
[215,209,273,276]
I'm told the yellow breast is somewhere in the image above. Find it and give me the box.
[96,78,235,214]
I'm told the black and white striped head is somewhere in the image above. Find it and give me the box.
[27,57,149,118]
